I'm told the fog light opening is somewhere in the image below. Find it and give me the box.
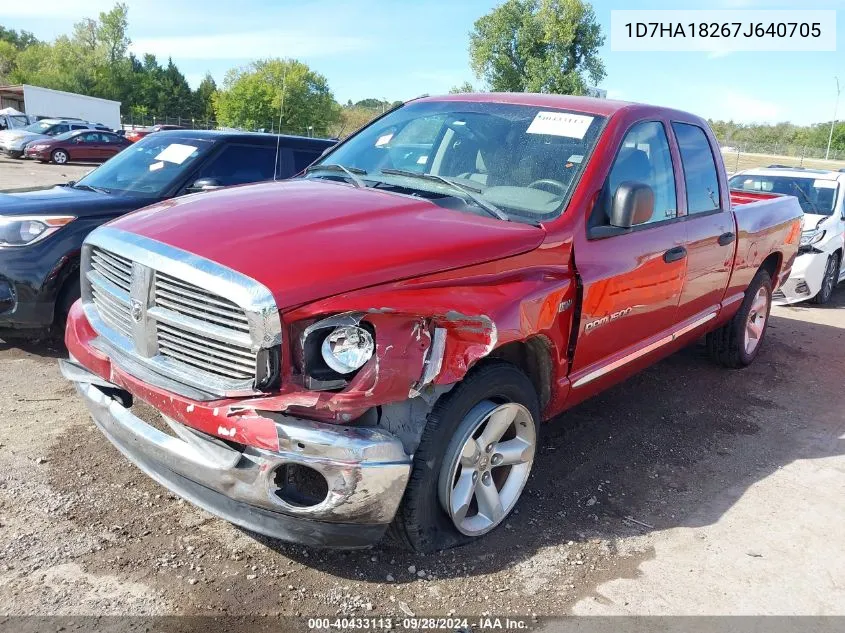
[273,464,329,508]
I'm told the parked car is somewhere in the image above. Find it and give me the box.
[124,124,185,143]
[58,94,802,552]
[0,119,108,158]
[23,129,131,164]
[730,167,845,304]
[0,130,334,332]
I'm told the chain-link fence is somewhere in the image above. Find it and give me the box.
[718,140,845,174]
[120,113,218,130]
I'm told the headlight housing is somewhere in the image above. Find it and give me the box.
[321,325,375,374]
[0,215,75,247]
[299,313,376,390]
[799,228,825,247]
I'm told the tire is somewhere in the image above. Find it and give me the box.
[707,268,772,368]
[811,252,840,305]
[51,149,69,165]
[390,361,540,552]
[54,276,80,335]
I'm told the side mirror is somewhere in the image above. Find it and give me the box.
[186,177,223,193]
[609,182,654,228]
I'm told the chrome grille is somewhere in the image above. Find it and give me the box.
[152,272,256,380]
[81,229,282,399]
[89,247,133,339]
[155,272,250,333]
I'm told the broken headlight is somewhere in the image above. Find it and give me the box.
[299,314,375,390]
[321,325,374,374]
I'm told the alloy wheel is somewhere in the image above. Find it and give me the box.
[438,401,536,537]
[744,286,769,355]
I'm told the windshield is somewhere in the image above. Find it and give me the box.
[308,100,606,222]
[74,134,214,197]
[23,121,54,133]
[729,174,840,216]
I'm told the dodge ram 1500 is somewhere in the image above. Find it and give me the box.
[60,94,802,552]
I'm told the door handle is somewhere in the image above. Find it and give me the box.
[718,231,736,246]
[663,246,687,263]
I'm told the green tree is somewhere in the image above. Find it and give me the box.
[214,58,340,136]
[449,81,476,94]
[469,0,605,94]
[193,73,218,121]
[0,41,17,83]
[0,25,39,50]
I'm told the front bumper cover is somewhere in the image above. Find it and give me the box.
[773,251,829,305]
[60,358,412,548]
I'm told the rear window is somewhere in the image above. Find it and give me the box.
[728,174,839,215]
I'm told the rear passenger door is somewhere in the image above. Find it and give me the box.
[671,122,735,322]
[570,120,687,390]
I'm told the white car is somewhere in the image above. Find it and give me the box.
[729,167,845,305]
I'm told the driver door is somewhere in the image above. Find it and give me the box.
[568,120,687,397]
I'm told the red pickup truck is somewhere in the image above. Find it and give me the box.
[61,94,802,552]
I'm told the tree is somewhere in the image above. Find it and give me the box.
[214,58,340,136]
[468,0,605,94]
[0,41,17,83]
[0,26,39,50]
[194,73,218,121]
[449,82,476,94]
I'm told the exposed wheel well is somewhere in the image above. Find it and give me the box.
[484,337,553,410]
[759,252,782,283]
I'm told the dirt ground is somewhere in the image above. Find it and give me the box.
[1,161,844,629]
[0,155,94,191]
[0,289,843,628]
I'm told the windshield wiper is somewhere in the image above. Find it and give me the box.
[305,164,367,188]
[789,183,820,214]
[72,183,111,195]
[379,168,509,221]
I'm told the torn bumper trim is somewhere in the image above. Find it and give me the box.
[61,359,412,548]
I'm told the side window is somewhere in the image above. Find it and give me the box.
[79,133,98,142]
[195,144,277,186]
[605,121,677,225]
[293,149,319,174]
[672,123,721,213]
[70,124,87,130]
[48,124,69,135]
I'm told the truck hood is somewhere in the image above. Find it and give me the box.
[112,179,546,309]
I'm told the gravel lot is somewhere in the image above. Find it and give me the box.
[0,156,95,191]
[1,164,843,628]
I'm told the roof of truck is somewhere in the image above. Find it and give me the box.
[419,92,637,117]
[151,129,336,148]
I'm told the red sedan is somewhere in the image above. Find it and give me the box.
[24,130,130,164]
[124,124,185,143]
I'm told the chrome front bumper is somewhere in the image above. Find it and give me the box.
[60,359,412,548]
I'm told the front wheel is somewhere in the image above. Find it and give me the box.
[51,149,68,165]
[812,253,840,305]
[391,362,540,552]
[707,268,772,368]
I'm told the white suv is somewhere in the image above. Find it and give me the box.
[729,167,845,305]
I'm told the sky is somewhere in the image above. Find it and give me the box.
[3,0,843,125]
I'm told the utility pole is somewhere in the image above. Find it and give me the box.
[825,76,840,160]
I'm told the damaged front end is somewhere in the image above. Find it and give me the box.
[62,227,505,547]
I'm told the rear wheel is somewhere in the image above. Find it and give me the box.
[707,269,772,368]
[812,253,840,305]
[391,362,540,552]
[51,149,68,165]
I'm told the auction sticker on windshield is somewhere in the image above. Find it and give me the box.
[154,143,198,164]
[527,112,594,138]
